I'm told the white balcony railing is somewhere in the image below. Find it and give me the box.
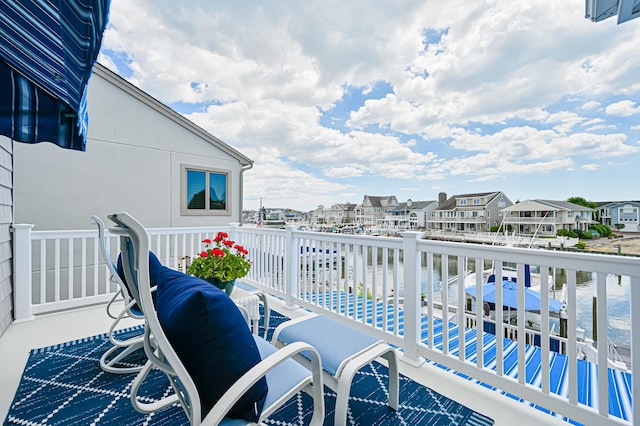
[12,223,640,425]
[11,223,231,320]
[430,216,487,223]
[502,216,563,225]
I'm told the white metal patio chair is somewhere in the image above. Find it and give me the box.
[93,215,146,374]
[108,212,325,425]
[95,215,255,375]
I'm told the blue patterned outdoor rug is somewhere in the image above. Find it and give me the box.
[5,311,493,425]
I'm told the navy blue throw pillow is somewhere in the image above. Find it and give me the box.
[155,267,267,422]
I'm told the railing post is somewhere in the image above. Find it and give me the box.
[229,222,240,242]
[284,225,298,309]
[12,224,35,322]
[401,231,424,366]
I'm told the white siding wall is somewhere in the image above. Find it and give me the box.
[0,137,12,336]
[14,68,247,231]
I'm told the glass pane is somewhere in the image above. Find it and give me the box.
[187,170,206,209]
[209,172,227,210]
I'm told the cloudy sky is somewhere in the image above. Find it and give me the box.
[97,0,640,211]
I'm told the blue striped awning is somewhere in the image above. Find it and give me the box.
[0,0,110,151]
[306,292,633,422]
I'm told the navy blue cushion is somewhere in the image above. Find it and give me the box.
[116,251,162,309]
[155,267,267,422]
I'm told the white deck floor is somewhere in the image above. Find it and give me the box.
[0,299,566,425]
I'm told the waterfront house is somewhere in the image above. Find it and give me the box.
[428,191,513,233]
[307,203,357,230]
[356,195,399,228]
[309,205,330,227]
[500,200,595,236]
[330,203,358,225]
[14,63,253,232]
[598,201,640,232]
[284,209,308,224]
[381,199,439,231]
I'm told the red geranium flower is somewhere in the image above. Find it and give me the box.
[213,231,229,243]
[187,231,251,282]
[234,244,248,255]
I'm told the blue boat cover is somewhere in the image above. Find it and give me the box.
[0,0,110,151]
[466,280,564,312]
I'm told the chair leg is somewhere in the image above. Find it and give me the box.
[334,363,358,426]
[333,346,399,426]
[381,350,399,410]
[334,380,350,426]
[257,292,271,339]
[100,340,145,374]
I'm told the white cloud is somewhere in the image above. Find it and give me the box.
[585,123,617,131]
[100,0,640,209]
[604,100,640,117]
[580,100,601,110]
[243,157,354,210]
[544,111,585,134]
[96,53,118,73]
[186,102,438,181]
[322,166,365,178]
[441,126,638,183]
[581,118,605,127]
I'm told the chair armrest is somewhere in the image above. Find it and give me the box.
[202,340,324,426]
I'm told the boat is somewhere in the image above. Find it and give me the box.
[459,222,629,372]
[299,245,344,270]
[340,225,363,234]
[259,207,286,228]
[464,273,630,372]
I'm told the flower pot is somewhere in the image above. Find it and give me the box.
[205,277,235,296]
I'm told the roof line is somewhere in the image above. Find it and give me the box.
[92,63,253,166]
